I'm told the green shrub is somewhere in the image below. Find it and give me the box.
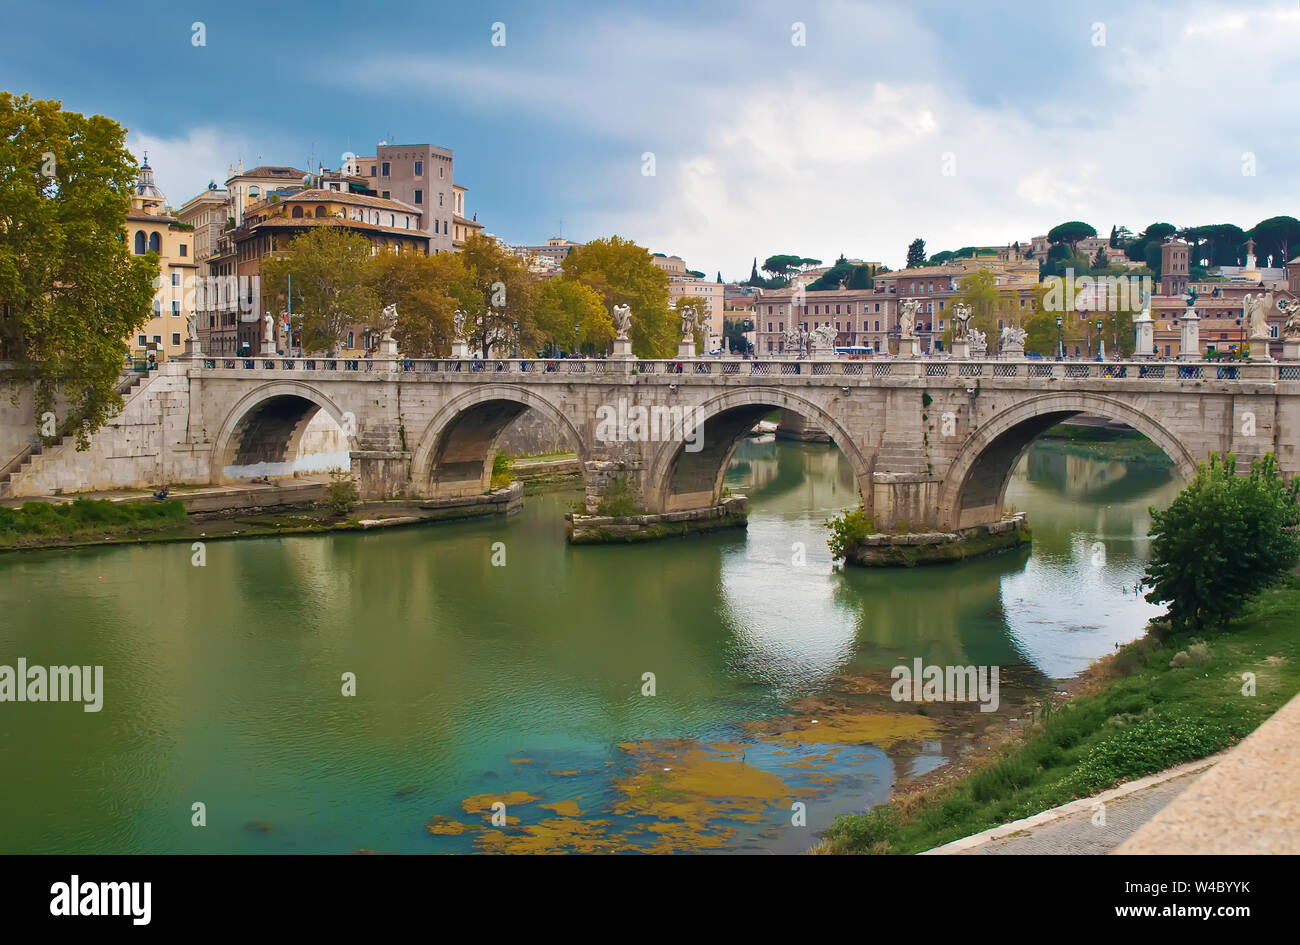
[324,469,359,517]
[1071,714,1232,793]
[596,475,642,517]
[825,504,876,558]
[489,453,514,491]
[824,806,898,854]
[1142,452,1300,631]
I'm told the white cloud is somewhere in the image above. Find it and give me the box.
[126,127,253,209]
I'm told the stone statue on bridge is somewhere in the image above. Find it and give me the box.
[1244,291,1274,340]
[450,309,470,358]
[783,324,803,355]
[969,327,987,356]
[261,312,275,355]
[809,324,838,355]
[951,302,971,341]
[610,304,634,359]
[377,303,399,341]
[897,298,919,339]
[1000,324,1027,358]
[1278,298,1300,340]
[612,304,632,340]
[679,305,699,338]
[376,303,399,356]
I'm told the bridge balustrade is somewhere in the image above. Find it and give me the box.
[189,356,1297,385]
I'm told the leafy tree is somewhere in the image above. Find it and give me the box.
[369,250,466,357]
[0,93,157,446]
[534,277,610,355]
[1023,312,1060,357]
[1093,247,1109,270]
[846,264,875,289]
[1249,216,1300,267]
[262,227,380,354]
[1046,221,1097,250]
[1143,453,1300,631]
[748,258,761,286]
[761,254,800,279]
[906,238,926,269]
[455,233,539,357]
[1108,225,1118,248]
[716,271,723,283]
[955,268,1020,342]
[807,255,855,291]
[562,235,673,356]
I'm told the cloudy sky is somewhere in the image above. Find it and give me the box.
[2,0,1296,275]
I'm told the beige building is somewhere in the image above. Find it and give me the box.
[354,144,454,253]
[451,184,484,249]
[755,258,1042,356]
[125,156,199,361]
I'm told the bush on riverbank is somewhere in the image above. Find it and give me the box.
[0,498,188,547]
[825,505,876,559]
[818,574,1300,854]
[1142,452,1300,631]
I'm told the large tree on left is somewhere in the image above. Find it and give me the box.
[0,93,156,446]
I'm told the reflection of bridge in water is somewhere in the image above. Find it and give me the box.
[4,356,1298,535]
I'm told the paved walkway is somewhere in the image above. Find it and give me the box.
[922,757,1219,855]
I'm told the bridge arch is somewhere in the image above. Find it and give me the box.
[212,381,358,477]
[938,391,1198,530]
[645,387,873,513]
[410,384,587,500]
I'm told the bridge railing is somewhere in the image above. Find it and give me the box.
[195,356,1297,382]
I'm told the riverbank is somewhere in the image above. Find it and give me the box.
[1036,421,1173,464]
[0,485,524,553]
[814,574,1300,854]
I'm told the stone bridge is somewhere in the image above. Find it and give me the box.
[4,355,1299,537]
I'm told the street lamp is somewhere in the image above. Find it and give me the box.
[574,322,580,358]
[1055,315,1063,360]
[1096,318,1104,361]
[512,319,518,358]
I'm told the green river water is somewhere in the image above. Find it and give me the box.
[0,438,1179,854]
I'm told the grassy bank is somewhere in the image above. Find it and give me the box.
[819,574,1300,854]
[1036,422,1173,464]
[0,498,189,549]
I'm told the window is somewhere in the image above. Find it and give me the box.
[151,335,161,345]
[415,161,423,176]
[439,166,444,178]
[381,162,390,176]
[382,191,390,199]
[370,165,376,176]
[346,332,355,348]
[314,206,326,218]
[291,205,303,218]
[172,301,180,317]
[171,332,181,347]
[137,334,147,346]
[414,189,423,204]
[172,273,181,286]
[438,192,443,206]
[148,232,160,253]
[152,299,161,317]
[179,244,187,256]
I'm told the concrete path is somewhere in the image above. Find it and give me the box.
[922,756,1219,855]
